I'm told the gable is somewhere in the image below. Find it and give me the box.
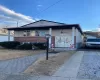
[21,20,65,27]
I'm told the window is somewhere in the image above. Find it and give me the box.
[31,31,35,36]
[35,30,47,37]
[39,31,46,36]
[23,30,30,36]
[35,30,39,36]
[23,31,27,36]
[27,30,30,36]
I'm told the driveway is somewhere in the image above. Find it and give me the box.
[0,53,45,74]
[77,51,100,80]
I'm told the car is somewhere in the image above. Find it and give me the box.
[86,38,100,48]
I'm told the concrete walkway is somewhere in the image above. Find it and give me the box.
[52,51,84,80]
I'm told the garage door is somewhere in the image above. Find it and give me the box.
[55,35,71,47]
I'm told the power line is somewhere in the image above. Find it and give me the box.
[35,0,64,17]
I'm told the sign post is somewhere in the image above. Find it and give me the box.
[45,34,51,60]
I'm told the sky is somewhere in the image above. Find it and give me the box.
[0,0,100,31]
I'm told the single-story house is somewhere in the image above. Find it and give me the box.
[5,20,83,49]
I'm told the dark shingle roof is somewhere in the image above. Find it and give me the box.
[5,19,83,34]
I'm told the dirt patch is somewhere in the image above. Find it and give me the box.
[23,51,76,76]
[0,49,45,60]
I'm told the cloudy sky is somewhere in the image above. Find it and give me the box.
[0,0,100,30]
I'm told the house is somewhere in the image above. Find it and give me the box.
[84,31,99,39]
[5,20,83,49]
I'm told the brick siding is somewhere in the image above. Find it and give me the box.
[14,36,55,46]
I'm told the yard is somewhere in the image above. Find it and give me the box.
[0,49,45,60]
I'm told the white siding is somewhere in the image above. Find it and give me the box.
[72,27,75,48]
[52,29,72,36]
[76,28,83,48]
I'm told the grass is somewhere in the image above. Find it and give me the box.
[23,50,76,76]
[0,49,45,60]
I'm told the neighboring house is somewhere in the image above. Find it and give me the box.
[86,35,96,39]
[0,29,13,42]
[0,35,13,42]
[5,20,83,49]
[84,31,100,39]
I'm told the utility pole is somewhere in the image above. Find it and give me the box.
[17,21,18,27]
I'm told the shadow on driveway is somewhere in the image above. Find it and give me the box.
[77,47,100,51]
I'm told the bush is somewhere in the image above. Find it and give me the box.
[0,41,20,49]
[16,43,33,50]
[17,43,46,50]
[33,43,47,50]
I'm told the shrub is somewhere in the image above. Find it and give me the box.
[33,43,47,50]
[16,43,33,50]
[32,45,39,50]
[0,41,20,49]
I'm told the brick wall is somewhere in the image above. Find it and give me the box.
[14,37,55,46]
[14,37,46,43]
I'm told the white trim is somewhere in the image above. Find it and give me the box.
[49,28,52,48]
[72,27,75,48]
[8,30,10,41]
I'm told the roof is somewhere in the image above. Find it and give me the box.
[5,19,83,34]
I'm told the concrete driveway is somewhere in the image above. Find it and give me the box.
[0,53,46,74]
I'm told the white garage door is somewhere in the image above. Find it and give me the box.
[55,35,71,47]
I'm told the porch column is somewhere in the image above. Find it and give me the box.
[49,28,52,48]
[8,30,10,41]
[72,27,76,48]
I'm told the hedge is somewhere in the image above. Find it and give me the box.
[16,43,32,50]
[0,41,20,49]
[33,43,47,50]
[0,41,47,50]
